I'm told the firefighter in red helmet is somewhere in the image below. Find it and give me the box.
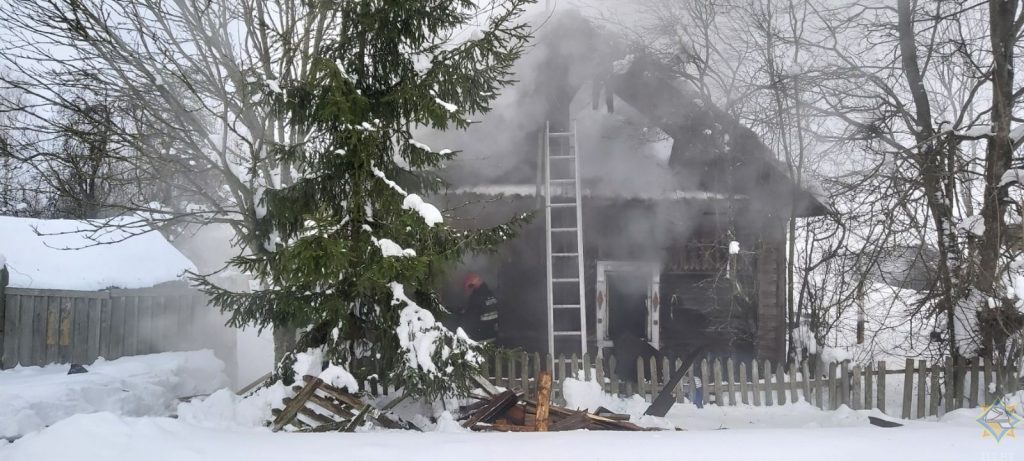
[461,272,499,344]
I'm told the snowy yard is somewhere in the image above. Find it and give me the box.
[1,351,1020,461]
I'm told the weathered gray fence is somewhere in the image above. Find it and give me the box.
[0,282,235,377]
[481,351,1021,419]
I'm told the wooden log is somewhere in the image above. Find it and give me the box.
[739,362,749,405]
[273,377,323,432]
[535,370,552,432]
[878,361,886,414]
[902,358,914,419]
[852,365,862,410]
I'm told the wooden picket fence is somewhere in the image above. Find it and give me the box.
[481,351,1022,419]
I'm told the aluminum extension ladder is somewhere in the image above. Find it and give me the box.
[543,120,587,359]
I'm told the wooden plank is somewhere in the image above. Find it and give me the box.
[608,355,619,397]
[109,296,125,359]
[138,296,152,355]
[801,361,812,404]
[815,361,825,409]
[87,298,101,363]
[840,361,850,407]
[636,357,646,400]
[57,297,72,363]
[739,362,749,405]
[272,377,323,432]
[700,359,711,405]
[764,360,774,406]
[675,359,686,403]
[2,294,20,368]
[713,359,724,406]
[983,356,993,406]
[968,358,979,408]
[726,358,736,406]
[788,363,798,403]
[536,371,552,432]
[930,361,941,417]
[877,361,886,414]
[751,360,762,406]
[29,296,45,366]
[902,358,914,419]
[827,362,837,410]
[123,297,138,356]
[651,356,661,402]
[916,359,927,419]
[521,352,530,395]
[72,297,88,363]
[775,362,786,405]
[45,296,59,364]
[852,365,862,410]
[18,296,33,366]
[955,357,966,410]
[864,363,874,410]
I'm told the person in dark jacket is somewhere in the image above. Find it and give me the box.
[462,272,499,344]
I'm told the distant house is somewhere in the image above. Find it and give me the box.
[0,215,235,374]
[431,12,825,363]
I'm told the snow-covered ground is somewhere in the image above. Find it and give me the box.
[0,350,228,439]
[2,358,1021,460]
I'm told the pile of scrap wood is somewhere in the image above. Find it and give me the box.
[270,375,416,432]
[460,371,659,432]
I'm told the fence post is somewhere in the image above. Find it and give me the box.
[726,358,736,406]
[852,365,862,410]
[815,362,826,409]
[840,361,850,407]
[0,265,7,368]
[801,361,812,403]
[675,358,687,403]
[877,361,886,414]
[751,360,762,406]
[983,356,993,406]
[739,362,749,405]
[608,355,619,396]
[788,364,798,403]
[521,352,530,394]
[594,353,604,391]
[649,356,660,402]
[636,356,646,400]
[701,359,711,405]
[713,359,724,406]
[930,361,941,417]
[864,363,874,410]
[902,358,914,419]
[916,359,927,418]
[764,360,774,406]
[775,363,786,405]
[827,362,837,410]
[968,358,979,408]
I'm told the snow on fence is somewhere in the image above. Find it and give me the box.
[0,283,235,380]
[478,351,1021,419]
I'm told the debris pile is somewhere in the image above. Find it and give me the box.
[271,375,415,432]
[459,372,656,432]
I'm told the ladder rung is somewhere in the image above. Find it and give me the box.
[553,304,581,309]
[549,155,575,159]
[551,228,577,232]
[550,203,576,208]
[551,252,578,257]
[549,132,573,138]
[553,331,582,336]
[550,178,576,183]
[552,278,580,282]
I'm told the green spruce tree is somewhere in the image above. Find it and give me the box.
[197,0,532,399]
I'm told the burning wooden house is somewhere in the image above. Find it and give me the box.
[430,12,826,364]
